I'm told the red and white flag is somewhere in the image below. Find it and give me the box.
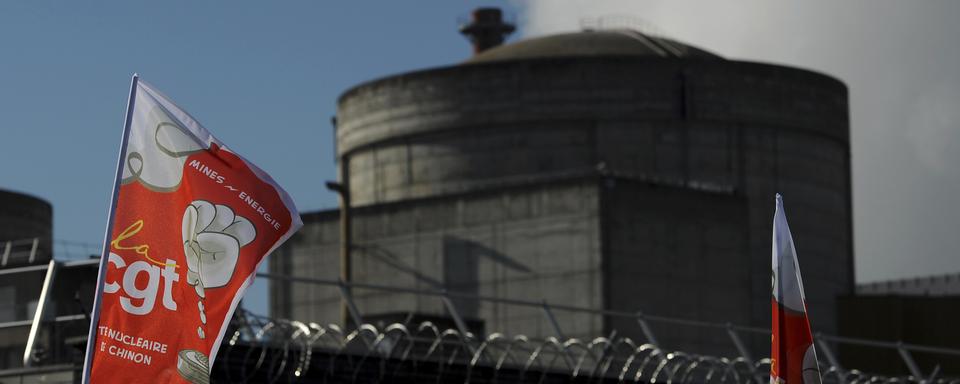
[82,75,302,383]
[770,194,821,384]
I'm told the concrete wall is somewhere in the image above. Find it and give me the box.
[598,119,850,352]
[604,182,750,357]
[337,58,847,205]
[293,51,854,354]
[345,121,598,206]
[838,295,960,375]
[272,180,604,339]
[269,210,340,324]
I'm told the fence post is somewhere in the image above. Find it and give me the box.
[814,333,843,373]
[726,323,754,362]
[927,365,940,384]
[540,300,577,369]
[541,300,567,340]
[590,329,618,376]
[440,292,477,354]
[726,323,763,384]
[897,343,925,383]
[337,280,365,329]
[635,312,659,346]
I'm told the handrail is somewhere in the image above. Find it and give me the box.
[256,272,960,361]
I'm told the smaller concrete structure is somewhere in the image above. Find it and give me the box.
[856,273,960,296]
[838,294,960,376]
[0,189,52,267]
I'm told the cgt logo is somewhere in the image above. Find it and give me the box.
[104,220,179,315]
[104,253,179,315]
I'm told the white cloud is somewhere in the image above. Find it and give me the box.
[904,81,960,173]
[516,0,960,281]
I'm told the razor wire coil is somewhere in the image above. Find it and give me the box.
[211,309,953,384]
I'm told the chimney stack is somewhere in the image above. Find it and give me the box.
[459,7,515,54]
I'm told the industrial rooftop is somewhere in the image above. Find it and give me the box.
[465,29,722,64]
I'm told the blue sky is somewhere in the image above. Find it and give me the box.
[0,2,513,228]
[0,1,518,314]
[3,1,960,315]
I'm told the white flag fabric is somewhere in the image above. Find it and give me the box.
[771,194,821,384]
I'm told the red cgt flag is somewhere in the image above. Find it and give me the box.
[770,194,821,384]
[82,75,302,383]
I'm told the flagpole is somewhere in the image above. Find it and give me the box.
[81,73,139,384]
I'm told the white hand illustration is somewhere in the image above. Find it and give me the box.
[181,200,256,338]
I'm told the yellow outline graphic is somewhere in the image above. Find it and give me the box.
[111,220,179,268]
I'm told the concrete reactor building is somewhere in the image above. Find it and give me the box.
[270,8,852,357]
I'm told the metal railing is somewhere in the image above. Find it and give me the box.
[0,238,40,267]
[0,237,101,264]
[222,307,960,384]
[259,272,960,383]
[52,239,100,261]
[5,237,957,381]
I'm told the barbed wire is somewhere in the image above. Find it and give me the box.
[5,236,956,381]
[215,309,958,384]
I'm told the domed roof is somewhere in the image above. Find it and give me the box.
[464,29,721,64]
